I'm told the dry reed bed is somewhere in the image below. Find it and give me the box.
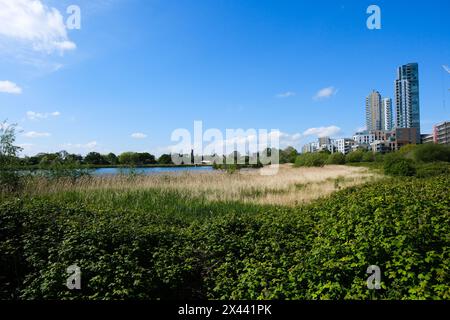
[24,165,381,206]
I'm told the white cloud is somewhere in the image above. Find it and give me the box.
[276,91,296,98]
[61,141,98,150]
[23,131,51,138]
[443,65,450,74]
[26,110,61,120]
[303,126,341,138]
[167,130,305,156]
[313,86,338,100]
[0,0,76,54]
[131,132,147,139]
[18,143,33,148]
[0,80,22,94]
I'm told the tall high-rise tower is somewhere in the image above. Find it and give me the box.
[366,90,383,131]
[395,63,421,139]
[382,98,393,131]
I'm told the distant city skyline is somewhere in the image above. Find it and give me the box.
[0,0,449,156]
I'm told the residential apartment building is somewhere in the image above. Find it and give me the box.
[424,121,450,145]
[435,121,450,145]
[333,138,355,155]
[422,134,434,144]
[353,131,375,145]
[382,98,393,131]
[390,128,419,151]
[395,63,421,140]
[302,142,319,153]
[366,90,383,131]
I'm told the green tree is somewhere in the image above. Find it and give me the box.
[294,153,328,167]
[65,153,83,164]
[39,154,61,167]
[0,121,22,165]
[137,152,157,165]
[280,146,298,164]
[345,150,364,163]
[413,144,450,163]
[105,153,119,165]
[384,153,416,176]
[0,121,23,193]
[362,152,375,162]
[84,152,108,165]
[326,152,346,165]
[158,154,174,165]
[118,152,137,165]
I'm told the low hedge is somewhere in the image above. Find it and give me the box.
[1,175,449,300]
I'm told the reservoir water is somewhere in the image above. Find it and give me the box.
[92,166,214,176]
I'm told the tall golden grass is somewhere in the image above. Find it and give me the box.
[24,165,381,206]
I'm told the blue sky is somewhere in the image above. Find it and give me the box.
[1,0,449,156]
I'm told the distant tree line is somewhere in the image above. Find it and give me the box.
[1,122,302,169]
[10,146,302,168]
[13,151,176,167]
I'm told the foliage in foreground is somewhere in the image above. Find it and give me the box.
[1,175,449,300]
[294,152,328,167]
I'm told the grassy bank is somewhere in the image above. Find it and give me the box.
[17,165,378,206]
[1,166,449,300]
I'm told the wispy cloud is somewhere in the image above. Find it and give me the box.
[131,132,147,139]
[313,86,338,100]
[0,0,76,54]
[0,80,22,94]
[276,91,296,98]
[167,130,306,156]
[61,141,98,149]
[26,110,60,120]
[443,65,450,74]
[23,131,51,138]
[303,125,341,138]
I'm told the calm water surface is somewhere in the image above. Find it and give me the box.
[92,166,214,176]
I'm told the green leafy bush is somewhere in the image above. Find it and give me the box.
[383,154,416,176]
[0,122,23,194]
[345,151,364,163]
[294,153,328,167]
[413,144,450,163]
[362,152,375,162]
[326,152,346,165]
[1,176,449,300]
[415,162,450,178]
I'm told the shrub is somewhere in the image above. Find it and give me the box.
[1,176,449,300]
[294,153,328,167]
[362,152,375,162]
[345,150,364,163]
[384,154,416,176]
[326,152,346,165]
[413,144,450,163]
[0,122,23,194]
[0,170,23,194]
[374,153,384,163]
[415,162,450,178]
